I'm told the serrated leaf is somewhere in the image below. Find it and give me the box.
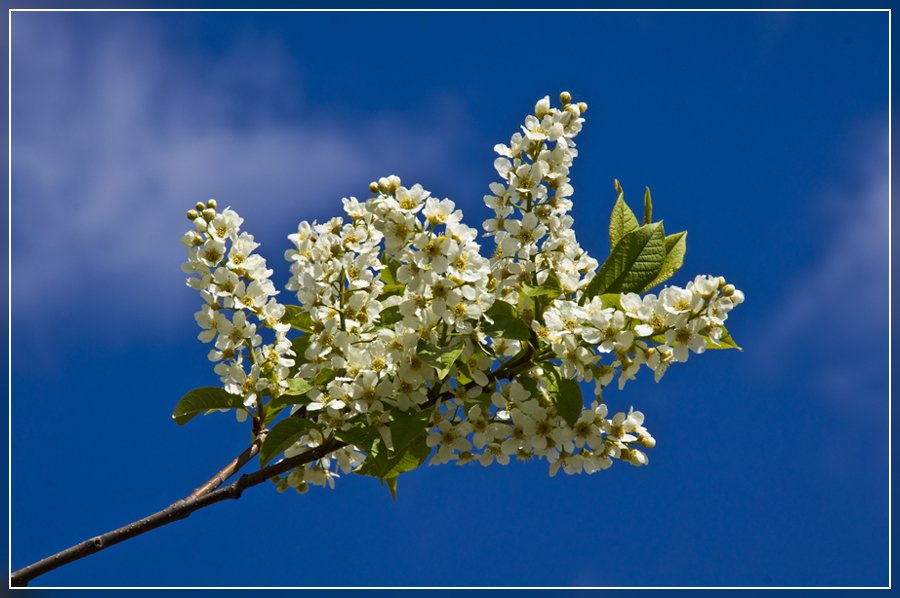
[390,409,432,451]
[284,377,313,396]
[312,368,337,386]
[600,293,622,310]
[521,272,562,298]
[703,327,743,351]
[609,187,640,250]
[355,436,431,479]
[334,422,380,450]
[641,231,687,293]
[586,222,666,299]
[259,417,315,466]
[385,476,398,501]
[642,187,653,225]
[544,367,583,427]
[378,305,403,327]
[172,387,244,425]
[282,305,315,333]
[483,300,531,341]
[417,341,465,379]
[378,258,405,299]
[289,335,311,374]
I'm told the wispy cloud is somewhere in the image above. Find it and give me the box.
[11,15,471,340]
[755,119,889,417]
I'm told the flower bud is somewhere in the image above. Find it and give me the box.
[377,177,391,193]
[202,208,216,221]
[369,181,380,194]
[722,284,735,297]
[559,91,572,105]
[206,199,217,209]
[535,96,551,117]
[186,209,199,220]
[718,276,727,287]
[640,435,656,449]
[194,201,206,211]
[577,102,588,113]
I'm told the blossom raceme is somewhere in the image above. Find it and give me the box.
[175,91,743,497]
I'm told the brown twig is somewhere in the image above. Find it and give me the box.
[10,436,344,587]
[10,351,536,587]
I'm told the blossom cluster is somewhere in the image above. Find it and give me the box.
[181,200,294,418]
[181,92,744,493]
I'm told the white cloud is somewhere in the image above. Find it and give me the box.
[11,15,471,340]
[756,120,889,416]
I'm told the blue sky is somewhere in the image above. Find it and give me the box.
[9,9,890,587]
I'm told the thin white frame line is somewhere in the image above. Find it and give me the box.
[888,6,893,592]
[4,7,895,11]
[5,6,892,591]
[7,7,12,589]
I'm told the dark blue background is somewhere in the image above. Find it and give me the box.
[9,9,890,587]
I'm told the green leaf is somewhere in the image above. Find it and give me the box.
[545,367,583,427]
[641,231,687,292]
[385,476,399,501]
[482,300,531,341]
[289,335,311,372]
[522,271,562,298]
[600,293,622,310]
[356,438,431,480]
[312,368,338,386]
[378,258,405,298]
[642,187,653,225]
[172,387,244,425]
[586,222,666,299]
[609,182,640,250]
[284,377,313,396]
[703,327,743,351]
[334,422,380,450]
[267,378,314,413]
[390,409,432,451]
[259,417,315,466]
[378,305,404,327]
[283,305,315,332]
[417,341,465,379]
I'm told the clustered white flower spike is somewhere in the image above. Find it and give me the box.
[181,200,294,420]
[181,92,744,494]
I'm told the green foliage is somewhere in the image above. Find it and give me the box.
[609,180,640,250]
[642,186,653,225]
[703,327,743,351]
[282,305,314,333]
[545,365,584,427]
[417,340,465,379]
[588,183,689,298]
[483,300,531,341]
[260,417,316,466]
[355,409,433,495]
[521,272,562,298]
[378,257,405,298]
[641,231,687,292]
[172,387,245,425]
[587,221,667,297]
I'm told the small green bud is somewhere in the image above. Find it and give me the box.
[194,201,205,211]
[559,91,572,105]
[577,101,588,113]
[206,199,217,209]
[186,209,199,220]
[202,208,216,221]
[640,435,656,449]
[722,284,735,297]
[369,181,380,194]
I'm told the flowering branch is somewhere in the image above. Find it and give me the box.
[12,91,745,586]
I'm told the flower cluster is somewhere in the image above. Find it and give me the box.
[180,91,744,494]
[181,200,294,419]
